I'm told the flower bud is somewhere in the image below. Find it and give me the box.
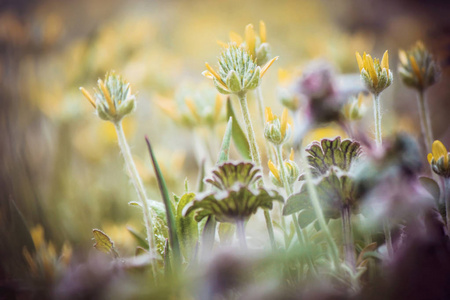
[356,51,393,95]
[264,107,291,145]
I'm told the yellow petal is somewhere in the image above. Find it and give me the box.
[202,70,214,79]
[281,108,288,138]
[245,24,256,58]
[409,54,423,83]
[355,52,364,72]
[357,93,364,108]
[229,31,243,45]
[268,160,281,182]
[260,56,279,78]
[259,20,266,43]
[364,54,378,86]
[432,140,448,167]
[214,94,222,119]
[155,98,179,121]
[289,148,295,161]
[79,87,97,108]
[398,50,408,66]
[381,50,389,76]
[98,79,116,115]
[216,40,229,48]
[427,153,433,164]
[265,106,274,122]
[185,97,201,121]
[205,62,227,86]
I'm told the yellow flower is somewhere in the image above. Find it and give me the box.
[342,92,367,121]
[264,107,291,145]
[398,41,440,91]
[203,45,278,95]
[355,50,392,95]
[427,140,450,177]
[218,21,271,66]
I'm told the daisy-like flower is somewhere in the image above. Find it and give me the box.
[218,21,271,66]
[80,71,136,123]
[268,149,299,187]
[355,51,393,95]
[203,45,278,96]
[264,107,291,145]
[428,140,450,178]
[399,41,440,91]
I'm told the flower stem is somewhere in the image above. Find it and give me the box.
[256,86,275,161]
[236,219,247,249]
[383,218,393,257]
[341,205,356,271]
[114,121,156,277]
[373,93,382,149]
[238,92,276,250]
[300,147,340,270]
[417,89,433,152]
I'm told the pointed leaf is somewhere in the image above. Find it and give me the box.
[226,98,251,160]
[92,229,119,258]
[217,117,233,164]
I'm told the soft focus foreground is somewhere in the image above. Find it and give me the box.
[1,0,450,299]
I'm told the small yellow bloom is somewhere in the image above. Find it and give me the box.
[268,159,281,182]
[264,107,291,145]
[355,50,392,94]
[428,140,450,177]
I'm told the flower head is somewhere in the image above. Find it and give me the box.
[185,162,283,223]
[203,45,278,95]
[342,92,367,121]
[218,21,271,66]
[264,107,291,145]
[80,71,136,123]
[268,149,299,187]
[427,140,450,177]
[398,41,440,91]
[355,50,392,95]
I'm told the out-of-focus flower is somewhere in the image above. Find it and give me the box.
[428,140,450,178]
[355,51,392,95]
[155,84,224,128]
[202,45,278,95]
[80,71,136,123]
[268,149,299,187]
[342,92,368,121]
[23,225,72,281]
[398,41,440,91]
[185,162,283,223]
[264,107,291,145]
[218,21,271,66]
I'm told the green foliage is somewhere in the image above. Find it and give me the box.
[175,193,198,260]
[92,229,119,258]
[206,162,261,190]
[217,117,233,164]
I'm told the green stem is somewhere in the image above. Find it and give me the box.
[373,93,382,149]
[300,147,340,270]
[341,205,356,271]
[256,86,275,162]
[417,89,433,152]
[275,145,316,275]
[238,92,276,250]
[236,219,247,249]
[383,218,393,257]
[114,122,156,278]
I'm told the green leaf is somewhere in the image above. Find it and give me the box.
[176,193,198,260]
[127,226,149,249]
[226,98,251,160]
[92,229,119,258]
[196,159,206,193]
[145,137,181,268]
[217,117,233,164]
[283,187,313,216]
[205,162,261,190]
[297,209,317,228]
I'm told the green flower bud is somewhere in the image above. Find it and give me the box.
[264,107,291,145]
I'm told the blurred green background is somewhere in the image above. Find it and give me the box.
[1,0,449,255]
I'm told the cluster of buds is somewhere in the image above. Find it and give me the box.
[428,140,450,178]
[80,71,136,123]
[268,149,299,187]
[203,45,278,96]
[342,92,367,121]
[398,41,440,91]
[264,107,291,145]
[355,51,392,95]
[218,21,271,66]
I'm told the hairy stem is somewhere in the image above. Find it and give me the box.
[236,219,247,249]
[373,93,382,149]
[256,86,275,161]
[417,89,434,152]
[114,121,156,277]
[383,218,393,257]
[238,92,276,250]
